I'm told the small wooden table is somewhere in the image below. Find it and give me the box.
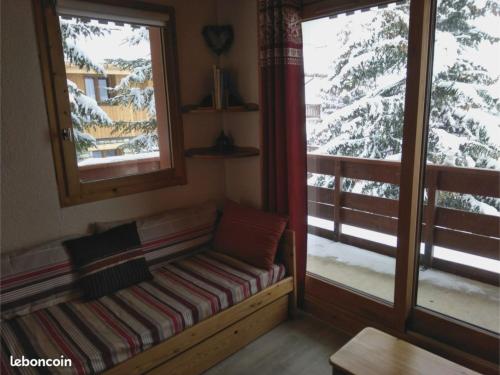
[329,327,480,375]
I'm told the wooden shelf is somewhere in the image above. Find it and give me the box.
[182,103,259,113]
[185,147,260,159]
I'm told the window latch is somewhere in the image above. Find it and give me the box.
[61,128,74,142]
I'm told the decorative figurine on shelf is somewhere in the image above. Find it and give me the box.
[198,94,214,108]
[202,25,234,56]
[214,130,234,154]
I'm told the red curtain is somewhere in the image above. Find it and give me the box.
[258,0,307,305]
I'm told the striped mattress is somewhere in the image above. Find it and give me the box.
[1,251,286,375]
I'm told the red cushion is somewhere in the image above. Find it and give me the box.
[213,201,288,269]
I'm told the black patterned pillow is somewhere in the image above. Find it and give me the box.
[63,222,152,300]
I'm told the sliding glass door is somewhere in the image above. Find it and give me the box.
[304,1,410,303]
[302,0,499,368]
[413,0,500,337]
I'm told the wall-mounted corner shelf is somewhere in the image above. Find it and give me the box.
[181,103,259,113]
[185,147,260,159]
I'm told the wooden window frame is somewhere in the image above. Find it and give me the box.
[302,0,396,20]
[301,0,499,372]
[32,0,186,207]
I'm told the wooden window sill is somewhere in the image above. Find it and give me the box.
[79,157,162,181]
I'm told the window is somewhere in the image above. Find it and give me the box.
[97,78,108,101]
[33,0,185,206]
[84,77,96,100]
[415,0,500,334]
[83,77,109,102]
[303,1,411,303]
[301,0,500,366]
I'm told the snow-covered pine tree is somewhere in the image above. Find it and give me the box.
[311,0,500,214]
[62,20,158,157]
[105,29,159,153]
[60,18,113,156]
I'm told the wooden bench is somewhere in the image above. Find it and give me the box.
[104,230,297,375]
[329,327,480,375]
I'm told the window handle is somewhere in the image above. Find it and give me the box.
[61,128,74,142]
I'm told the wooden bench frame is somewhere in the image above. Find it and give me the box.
[104,230,297,375]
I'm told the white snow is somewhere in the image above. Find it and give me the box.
[308,216,500,272]
[121,133,159,152]
[67,80,113,125]
[308,215,334,231]
[463,109,500,149]
[61,18,151,64]
[433,31,459,75]
[115,65,152,91]
[62,18,157,156]
[309,237,396,273]
[303,2,499,304]
[307,233,499,299]
[464,195,500,217]
[342,224,397,247]
[439,80,487,104]
[65,39,105,74]
[78,151,159,166]
[305,76,328,105]
[77,93,112,123]
[303,3,499,217]
[329,50,377,87]
[302,3,404,76]
[385,153,401,161]
[433,128,464,166]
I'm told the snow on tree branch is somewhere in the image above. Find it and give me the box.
[307,0,500,215]
[67,80,113,129]
[60,19,108,74]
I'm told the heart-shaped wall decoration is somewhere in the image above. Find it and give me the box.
[202,25,234,56]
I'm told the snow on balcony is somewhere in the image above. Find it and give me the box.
[307,233,500,333]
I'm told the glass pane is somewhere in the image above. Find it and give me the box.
[416,0,499,333]
[302,1,410,302]
[84,78,96,99]
[59,14,172,181]
[98,78,108,101]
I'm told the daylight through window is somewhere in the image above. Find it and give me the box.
[60,14,172,181]
[303,1,411,302]
[33,0,185,205]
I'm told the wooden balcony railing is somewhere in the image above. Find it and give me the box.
[307,154,500,286]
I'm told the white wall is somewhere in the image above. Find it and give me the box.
[0,0,227,252]
[218,0,262,208]
[0,0,262,252]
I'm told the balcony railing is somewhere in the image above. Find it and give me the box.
[307,154,500,286]
[306,104,321,119]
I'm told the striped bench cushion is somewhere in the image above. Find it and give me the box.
[1,203,217,320]
[0,238,80,320]
[1,251,286,375]
[95,202,218,269]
